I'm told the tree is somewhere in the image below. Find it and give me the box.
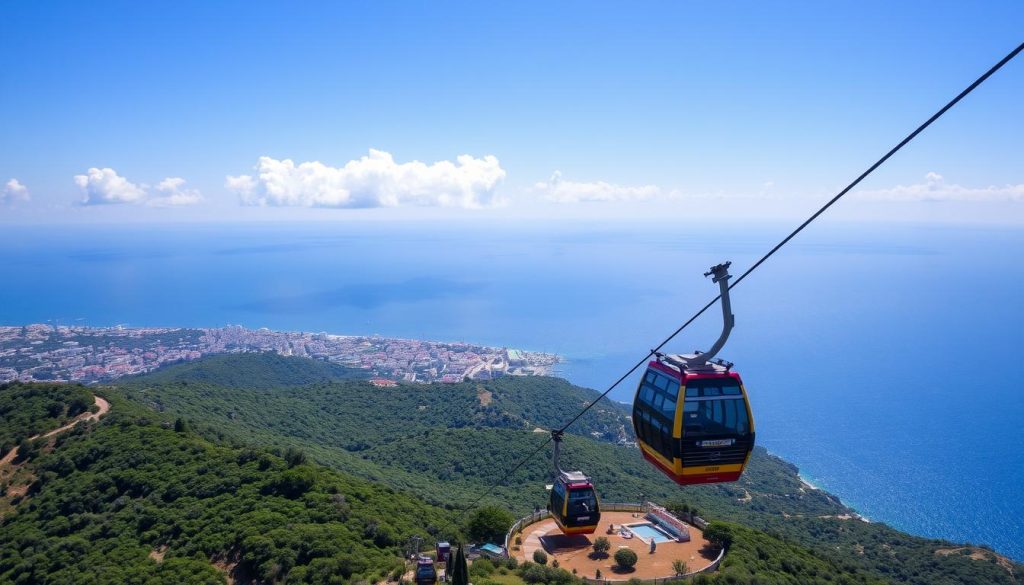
[592,537,611,558]
[672,560,689,576]
[13,438,37,463]
[283,446,307,467]
[466,506,515,544]
[533,549,548,565]
[266,466,316,498]
[702,523,733,549]
[67,396,92,417]
[173,417,189,433]
[614,548,638,571]
[451,545,469,585]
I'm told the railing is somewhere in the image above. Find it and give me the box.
[504,509,550,556]
[601,502,649,514]
[579,546,725,584]
[504,503,650,556]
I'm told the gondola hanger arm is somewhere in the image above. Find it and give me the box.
[551,430,564,475]
[671,262,734,368]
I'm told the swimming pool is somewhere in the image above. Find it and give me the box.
[624,522,675,544]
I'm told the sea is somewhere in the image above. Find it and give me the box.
[1,220,1022,560]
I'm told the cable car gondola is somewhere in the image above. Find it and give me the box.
[414,558,437,585]
[547,431,601,534]
[632,262,755,485]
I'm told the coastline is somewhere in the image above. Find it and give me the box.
[797,473,871,523]
[7,323,1021,562]
[0,323,564,385]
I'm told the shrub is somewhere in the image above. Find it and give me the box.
[67,396,92,417]
[14,438,37,463]
[614,548,638,570]
[592,536,611,558]
[672,559,689,576]
[283,446,307,467]
[266,466,316,498]
[471,558,495,577]
[702,523,734,549]
[519,562,547,584]
[533,549,548,565]
[467,506,516,544]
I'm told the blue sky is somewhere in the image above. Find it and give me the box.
[1,1,1022,223]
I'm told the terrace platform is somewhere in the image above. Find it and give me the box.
[514,511,718,580]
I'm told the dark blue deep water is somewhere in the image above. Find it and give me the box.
[2,220,1022,560]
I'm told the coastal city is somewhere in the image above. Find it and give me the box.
[0,324,560,385]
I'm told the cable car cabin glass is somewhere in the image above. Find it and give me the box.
[632,361,755,485]
[549,472,600,535]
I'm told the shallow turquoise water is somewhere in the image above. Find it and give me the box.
[626,523,675,544]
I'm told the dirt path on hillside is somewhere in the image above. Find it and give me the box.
[0,395,110,468]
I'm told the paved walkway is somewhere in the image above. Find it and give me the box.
[522,519,557,560]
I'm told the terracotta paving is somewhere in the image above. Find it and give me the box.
[514,511,718,580]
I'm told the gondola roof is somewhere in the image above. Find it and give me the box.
[653,354,735,376]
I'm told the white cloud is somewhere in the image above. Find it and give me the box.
[74,167,146,205]
[856,172,1024,203]
[148,177,203,207]
[73,168,202,206]
[535,171,663,203]
[2,179,30,203]
[226,149,506,209]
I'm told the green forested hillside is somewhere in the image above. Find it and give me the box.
[2,358,1014,585]
[118,368,630,454]
[0,383,95,458]
[0,383,893,585]
[695,521,887,585]
[0,393,454,584]
[114,354,1022,585]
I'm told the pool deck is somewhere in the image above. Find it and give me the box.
[515,511,718,580]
